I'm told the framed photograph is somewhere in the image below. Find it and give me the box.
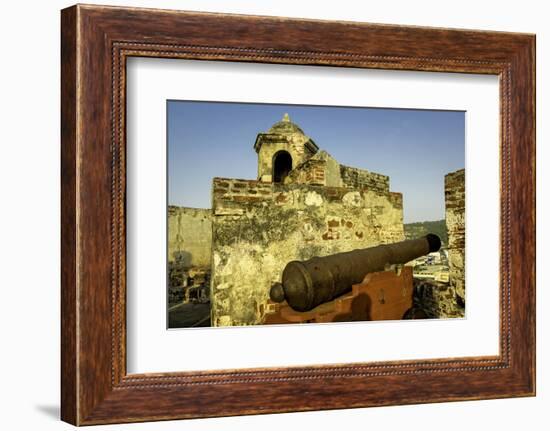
[61,4,535,425]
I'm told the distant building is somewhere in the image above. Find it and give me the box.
[413,264,449,281]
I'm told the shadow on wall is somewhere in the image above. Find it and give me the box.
[173,250,193,268]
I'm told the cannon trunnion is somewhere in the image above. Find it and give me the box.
[269,234,441,313]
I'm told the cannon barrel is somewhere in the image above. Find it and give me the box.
[270,234,441,312]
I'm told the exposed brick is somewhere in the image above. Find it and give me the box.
[232,195,265,203]
[275,193,288,203]
[445,168,466,308]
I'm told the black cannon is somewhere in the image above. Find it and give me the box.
[269,234,441,312]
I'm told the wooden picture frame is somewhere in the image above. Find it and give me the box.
[61,4,535,425]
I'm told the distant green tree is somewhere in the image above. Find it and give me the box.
[404,219,448,246]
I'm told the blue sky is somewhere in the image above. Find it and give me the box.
[167,100,464,223]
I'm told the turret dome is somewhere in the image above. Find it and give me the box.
[268,113,305,135]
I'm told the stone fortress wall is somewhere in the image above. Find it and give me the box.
[411,168,465,319]
[210,177,404,326]
[285,150,390,194]
[168,206,212,268]
[445,169,466,307]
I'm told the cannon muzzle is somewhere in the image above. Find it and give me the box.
[270,234,441,312]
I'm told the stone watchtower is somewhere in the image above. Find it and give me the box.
[253,113,319,183]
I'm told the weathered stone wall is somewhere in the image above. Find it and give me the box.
[413,280,465,319]
[340,164,390,193]
[285,151,390,194]
[284,158,326,186]
[210,177,404,326]
[445,169,466,309]
[168,206,212,268]
[255,135,293,182]
[320,151,343,188]
[255,133,316,182]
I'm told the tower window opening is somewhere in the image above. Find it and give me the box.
[273,151,292,183]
